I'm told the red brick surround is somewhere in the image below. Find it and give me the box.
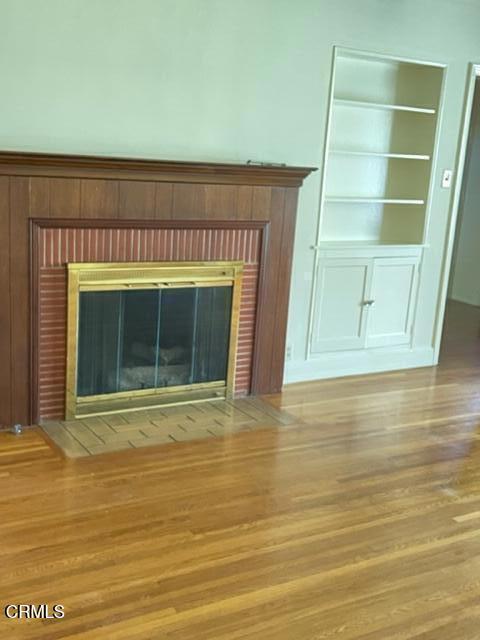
[36,226,261,420]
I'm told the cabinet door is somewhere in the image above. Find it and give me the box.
[366,257,419,348]
[311,258,372,353]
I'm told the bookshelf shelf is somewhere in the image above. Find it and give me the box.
[333,98,436,115]
[330,150,431,161]
[320,49,443,246]
[325,197,425,205]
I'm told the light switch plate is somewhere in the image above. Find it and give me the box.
[441,169,453,189]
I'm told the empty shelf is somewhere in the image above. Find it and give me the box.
[330,150,431,161]
[334,98,436,115]
[325,197,425,205]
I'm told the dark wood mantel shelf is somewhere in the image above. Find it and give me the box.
[0,151,315,187]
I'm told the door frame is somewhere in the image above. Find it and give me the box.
[433,63,480,360]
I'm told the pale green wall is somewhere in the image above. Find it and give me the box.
[1,0,480,381]
[450,80,480,307]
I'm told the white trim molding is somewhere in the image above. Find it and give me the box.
[432,63,480,361]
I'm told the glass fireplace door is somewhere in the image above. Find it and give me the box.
[66,261,243,418]
[76,286,233,397]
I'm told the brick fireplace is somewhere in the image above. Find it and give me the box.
[0,151,314,428]
[35,224,261,420]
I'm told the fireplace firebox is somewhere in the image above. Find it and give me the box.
[66,261,243,418]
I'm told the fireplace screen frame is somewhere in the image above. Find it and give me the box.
[65,261,243,418]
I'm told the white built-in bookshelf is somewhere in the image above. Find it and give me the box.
[318,49,444,245]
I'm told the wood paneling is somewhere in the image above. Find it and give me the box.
[252,188,286,393]
[0,151,314,426]
[204,185,238,219]
[29,177,50,218]
[172,184,206,219]
[118,181,156,219]
[270,188,299,391]
[154,183,174,219]
[236,185,253,220]
[0,177,11,425]
[10,177,30,425]
[252,185,273,220]
[80,179,119,219]
[48,178,81,219]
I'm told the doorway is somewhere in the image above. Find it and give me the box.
[440,70,480,362]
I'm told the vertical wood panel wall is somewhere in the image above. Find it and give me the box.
[0,152,314,427]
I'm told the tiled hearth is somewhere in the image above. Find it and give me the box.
[41,398,297,457]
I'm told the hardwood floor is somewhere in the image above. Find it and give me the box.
[1,300,480,639]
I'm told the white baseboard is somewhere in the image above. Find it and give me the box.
[284,347,436,384]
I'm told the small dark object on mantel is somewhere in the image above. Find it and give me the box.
[246,160,287,167]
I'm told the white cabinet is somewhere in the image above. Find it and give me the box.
[304,47,443,375]
[311,258,372,352]
[311,253,420,354]
[366,257,419,348]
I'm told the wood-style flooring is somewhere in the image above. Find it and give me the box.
[1,299,480,639]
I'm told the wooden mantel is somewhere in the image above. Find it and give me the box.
[0,151,315,186]
[0,151,315,428]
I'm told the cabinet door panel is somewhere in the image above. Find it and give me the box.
[366,257,419,348]
[311,258,372,353]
